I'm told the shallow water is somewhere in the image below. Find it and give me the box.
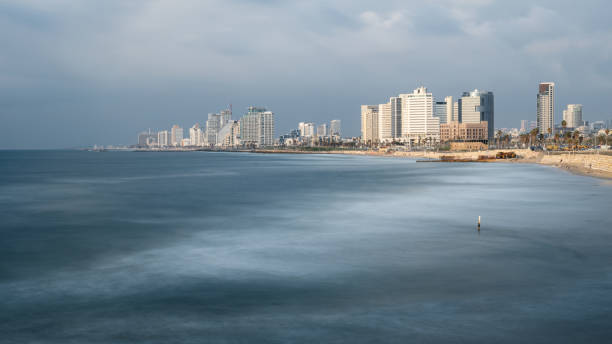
[1,150,611,343]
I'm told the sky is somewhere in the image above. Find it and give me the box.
[1,0,611,148]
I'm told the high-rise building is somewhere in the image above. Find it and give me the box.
[434,100,448,125]
[399,87,439,143]
[302,123,315,137]
[453,101,460,122]
[390,97,402,138]
[537,82,555,135]
[330,120,341,137]
[298,122,306,137]
[445,96,455,123]
[137,129,156,147]
[459,89,494,141]
[170,125,183,146]
[239,107,274,147]
[317,123,328,137]
[206,113,221,146]
[189,124,203,146]
[158,130,169,147]
[361,105,379,143]
[138,131,148,147]
[220,109,232,126]
[563,104,583,129]
[217,120,240,147]
[520,120,529,133]
[378,102,392,140]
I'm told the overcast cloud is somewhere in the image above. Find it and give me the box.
[1,0,611,148]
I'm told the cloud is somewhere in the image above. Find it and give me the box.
[0,0,611,148]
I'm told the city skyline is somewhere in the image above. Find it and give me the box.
[133,79,611,150]
[2,1,612,148]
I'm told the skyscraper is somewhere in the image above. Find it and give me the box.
[445,96,454,123]
[301,123,315,137]
[239,107,274,147]
[170,125,183,146]
[361,105,379,143]
[434,100,448,125]
[399,87,439,143]
[390,97,402,139]
[317,123,328,137]
[537,82,555,135]
[563,104,583,129]
[158,130,169,147]
[220,109,232,126]
[189,124,202,146]
[378,102,392,141]
[459,89,494,141]
[206,113,222,145]
[330,120,341,137]
[217,120,240,147]
[453,101,460,122]
[520,120,529,133]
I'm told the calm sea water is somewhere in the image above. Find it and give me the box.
[1,150,611,343]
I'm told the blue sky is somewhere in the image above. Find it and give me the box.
[1,0,611,148]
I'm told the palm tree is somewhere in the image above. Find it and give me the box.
[573,130,580,150]
[530,128,539,147]
[503,134,510,148]
[561,120,567,131]
[598,135,606,146]
[521,134,529,147]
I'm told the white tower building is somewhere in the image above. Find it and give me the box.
[537,82,555,135]
[239,107,274,147]
[563,104,583,129]
[361,105,379,143]
[378,102,392,141]
[330,120,341,137]
[170,125,183,146]
[399,87,439,144]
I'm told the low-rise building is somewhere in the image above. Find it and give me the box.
[440,121,488,142]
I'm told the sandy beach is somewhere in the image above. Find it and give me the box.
[254,148,612,180]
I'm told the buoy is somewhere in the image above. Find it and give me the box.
[478,216,481,231]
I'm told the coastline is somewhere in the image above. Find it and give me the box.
[122,147,612,181]
[252,148,612,181]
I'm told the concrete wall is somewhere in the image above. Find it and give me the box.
[339,149,612,175]
[539,153,612,173]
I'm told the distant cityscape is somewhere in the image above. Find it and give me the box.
[126,82,611,151]
[134,106,343,150]
[360,82,611,150]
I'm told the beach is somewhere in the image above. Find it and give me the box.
[253,148,612,180]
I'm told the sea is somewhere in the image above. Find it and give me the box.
[1,150,611,343]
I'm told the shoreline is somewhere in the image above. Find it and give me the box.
[252,148,612,181]
[117,147,612,181]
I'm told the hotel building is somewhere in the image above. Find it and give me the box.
[399,86,440,144]
[563,104,583,129]
[361,105,379,143]
[537,82,555,135]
